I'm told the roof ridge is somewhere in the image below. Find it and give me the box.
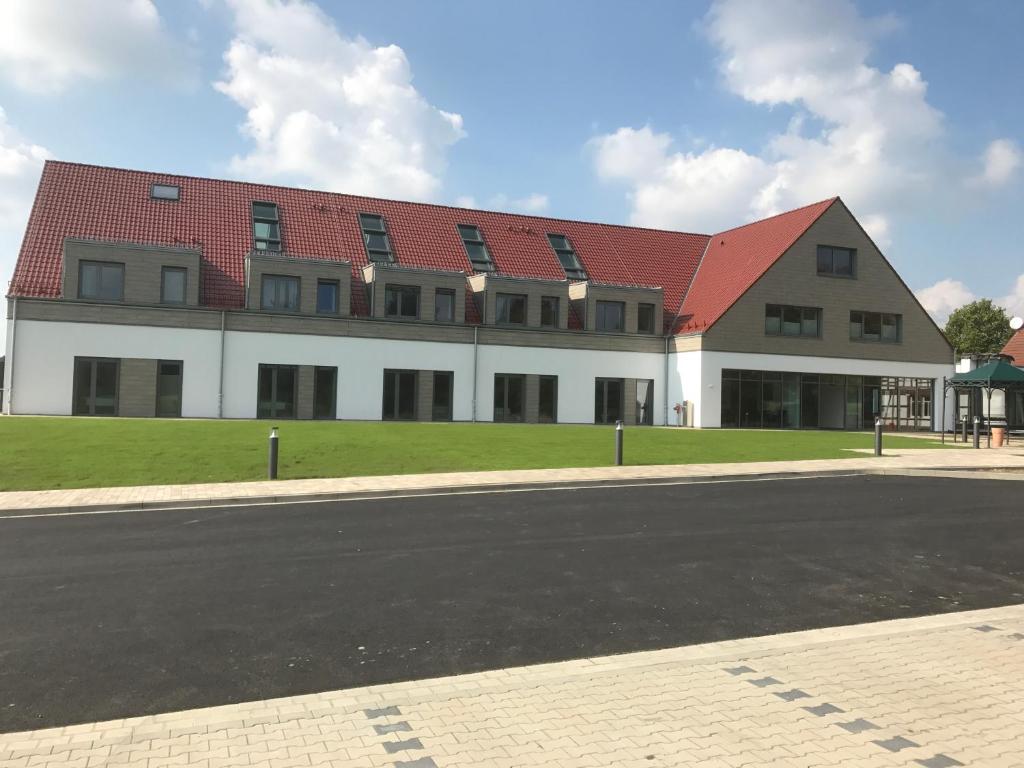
[711,197,839,238]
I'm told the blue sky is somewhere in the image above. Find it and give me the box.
[1,0,1022,350]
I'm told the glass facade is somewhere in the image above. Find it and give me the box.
[721,369,934,431]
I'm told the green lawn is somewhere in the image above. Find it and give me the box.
[0,416,947,492]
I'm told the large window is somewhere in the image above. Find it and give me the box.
[594,378,624,424]
[539,376,558,423]
[635,379,654,425]
[596,300,625,332]
[156,360,183,418]
[252,202,281,251]
[261,274,300,311]
[434,289,455,322]
[494,374,525,422]
[316,280,339,314]
[78,260,124,301]
[385,285,420,319]
[457,224,495,272]
[72,357,119,416]
[314,367,337,419]
[546,234,587,279]
[257,365,297,418]
[850,311,901,342]
[161,267,186,304]
[765,304,821,338]
[432,371,453,421]
[637,303,657,334]
[359,213,395,263]
[496,293,526,325]
[540,296,560,328]
[817,245,856,277]
[383,369,417,420]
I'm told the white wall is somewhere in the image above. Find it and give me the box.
[668,350,702,426]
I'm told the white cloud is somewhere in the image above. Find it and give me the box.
[970,139,1021,187]
[0,108,52,350]
[216,0,465,201]
[590,0,958,235]
[915,278,976,325]
[0,0,195,92]
[1000,274,1024,319]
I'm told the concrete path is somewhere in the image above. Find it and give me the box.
[2,445,1024,514]
[3,604,1023,767]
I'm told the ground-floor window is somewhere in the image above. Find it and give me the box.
[156,360,183,417]
[313,366,337,419]
[721,369,933,431]
[257,364,297,419]
[635,379,654,425]
[494,373,525,422]
[595,377,624,424]
[73,357,119,416]
[539,375,558,423]
[383,369,417,420]
[432,371,453,421]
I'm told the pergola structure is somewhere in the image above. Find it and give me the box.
[942,359,1024,446]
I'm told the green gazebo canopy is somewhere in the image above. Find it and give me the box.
[948,359,1024,388]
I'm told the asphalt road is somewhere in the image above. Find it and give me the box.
[1,474,1023,732]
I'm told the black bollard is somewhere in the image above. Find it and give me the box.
[973,417,980,449]
[268,426,279,479]
[874,417,882,456]
[615,420,624,466]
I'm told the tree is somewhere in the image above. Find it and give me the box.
[944,299,1013,355]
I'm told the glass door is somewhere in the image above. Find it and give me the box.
[594,378,624,424]
[156,360,183,417]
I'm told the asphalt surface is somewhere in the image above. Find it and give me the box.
[1,474,1023,732]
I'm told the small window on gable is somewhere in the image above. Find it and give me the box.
[547,234,587,280]
[252,201,281,251]
[817,245,856,277]
[150,183,180,201]
[359,213,395,263]
[457,224,495,272]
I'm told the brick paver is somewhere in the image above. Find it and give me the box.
[3,605,1023,767]
[2,445,1023,514]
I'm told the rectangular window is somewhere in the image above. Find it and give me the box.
[316,280,339,314]
[252,201,281,251]
[540,296,560,328]
[432,371,453,421]
[850,310,901,342]
[383,369,417,420]
[594,378,624,424]
[160,266,187,304]
[257,365,297,418]
[546,233,587,279]
[496,293,527,325]
[434,288,455,322]
[539,375,558,423]
[313,366,337,419]
[150,184,180,201]
[78,260,124,301]
[457,224,495,272]
[156,360,183,418]
[636,379,654,425]
[817,245,856,277]
[385,284,420,319]
[493,373,525,422]
[637,303,656,334]
[261,274,300,311]
[359,213,395,263]
[596,300,625,332]
[72,357,120,416]
[765,304,821,338]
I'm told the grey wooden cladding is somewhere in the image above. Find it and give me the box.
[468,273,570,329]
[118,358,158,417]
[246,252,352,316]
[63,239,202,306]
[568,282,664,334]
[363,263,467,323]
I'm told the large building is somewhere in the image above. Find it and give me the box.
[3,161,954,429]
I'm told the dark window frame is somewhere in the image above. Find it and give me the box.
[316,279,340,315]
[382,368,418,420]
[256,364,298,419]
[635,378,655,425]
[384,284,421,319]
[596,300,626,333]
[313,366,338,419]
[546,233,587,280]
[765,304,822,338]
[155,359,183,418]
[160,266,187,305]
[496,293,527,325]
[538,375,558,423]
[260,274,300,312]
[72,357,120,416]
[150,183,180,201]
[816,244,857,278]
[359,212,396,263]
[78,260,125,302]
[434,288,456,323]
[432,370,454,421]
[493,373,526,422]
[594,377,625,424]
[850,310,902,343]
[637,302,657,335]
[252,201,281,251]
[540,295,560,329]
[456,224,496,272]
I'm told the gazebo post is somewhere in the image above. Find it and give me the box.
[941,377,946,444]
[987,386,993,448]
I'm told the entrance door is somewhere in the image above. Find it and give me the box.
[72,357,120,416]
[382,369,417,420]
[595,378,624,424]
[313,366,337,419]
[156,360,183,417]
[493,374,525,422]
[432,371,453,421]
[635,379,654,425]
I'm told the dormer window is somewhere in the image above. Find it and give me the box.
[252,202,281,251]
[359,213,395,263]
[150,183,180,201]
[547,233,586,279]
[457,224,495,272]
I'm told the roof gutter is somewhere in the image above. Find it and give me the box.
[4,297,15,415]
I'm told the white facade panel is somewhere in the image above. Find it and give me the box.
[669,350,702,427]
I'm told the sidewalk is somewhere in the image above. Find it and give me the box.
[3,604,1023,767]
[3,445,1024,515]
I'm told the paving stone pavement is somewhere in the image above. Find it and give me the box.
[3,604,1024,767]
[2,445,1023,514]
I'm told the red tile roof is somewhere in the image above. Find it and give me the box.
[676,198,837,333]
[1003,329,1024,366]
